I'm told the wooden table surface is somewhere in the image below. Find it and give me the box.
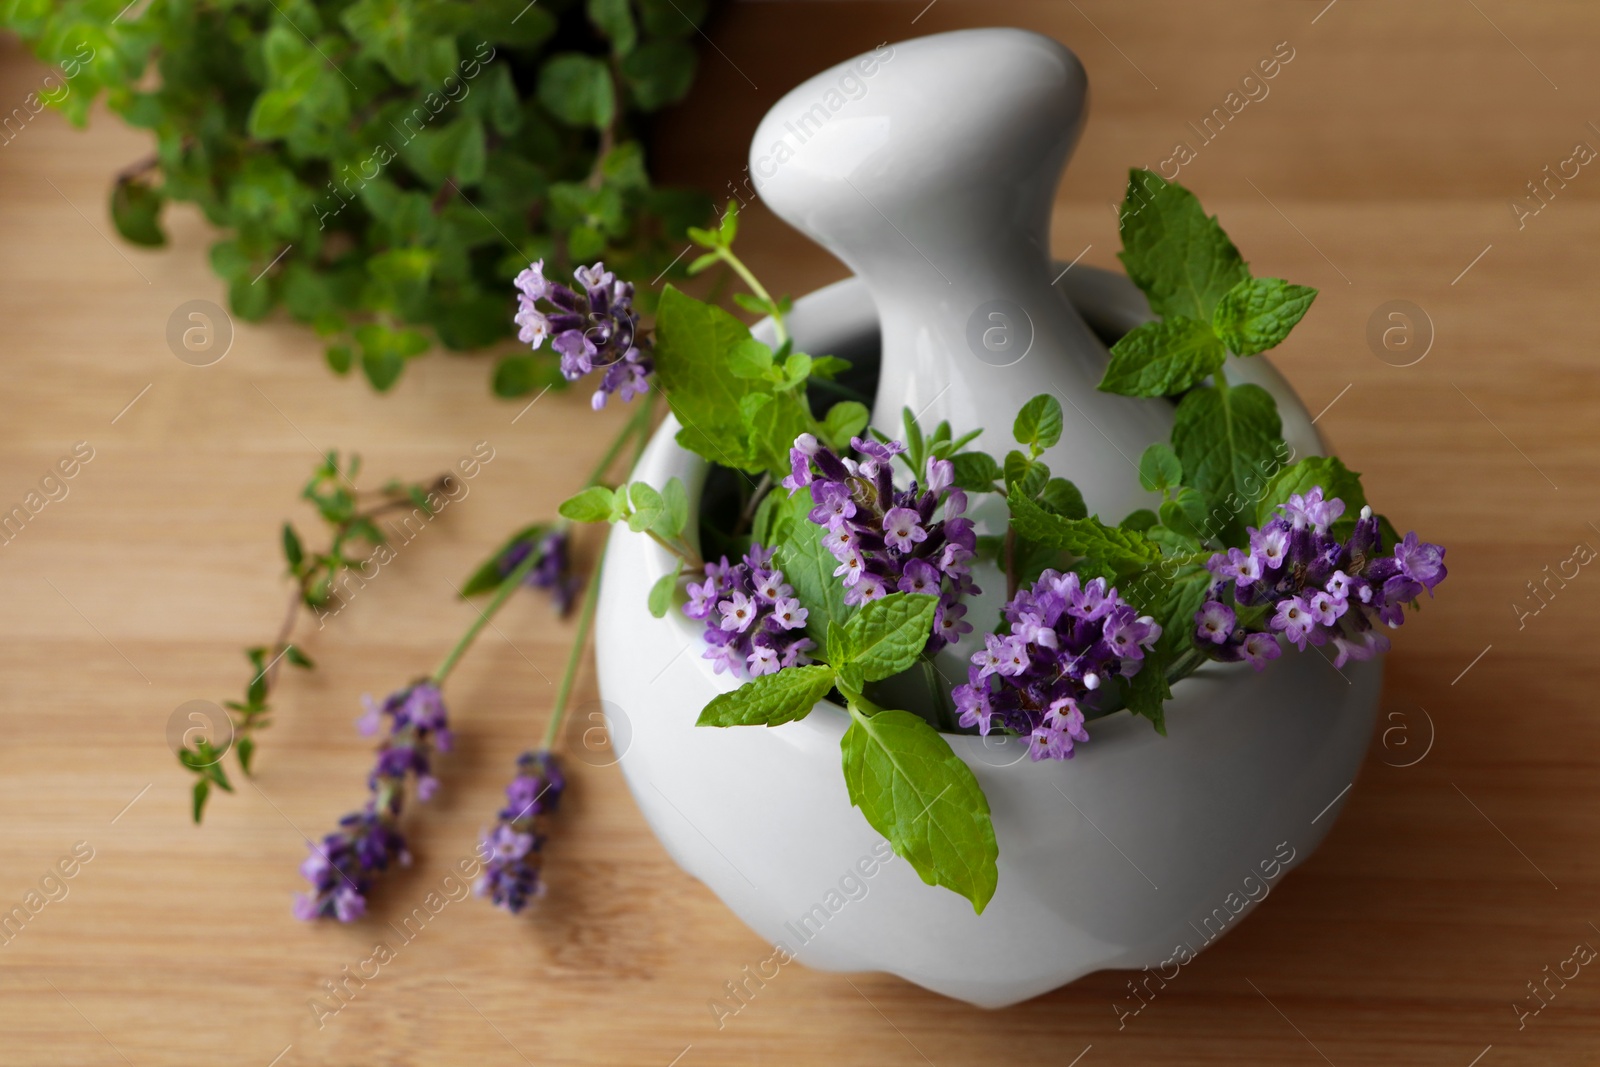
[4,2,1599,1063]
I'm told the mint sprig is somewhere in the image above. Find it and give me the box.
[692,590,999,914]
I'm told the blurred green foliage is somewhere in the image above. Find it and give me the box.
[1,0,713,393]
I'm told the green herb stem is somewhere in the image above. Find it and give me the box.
[432,547,543,685]
[715,246,788,346]
[542,394,660,752]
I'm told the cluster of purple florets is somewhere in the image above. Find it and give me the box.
[294,680,451,921]
[476,750,566,914]
[684,544,815,678]
[515,260,651,410]
[1195,488,1447,670]
[783,433,978,654]
[499,528,577,615]
[952,571,1162,762]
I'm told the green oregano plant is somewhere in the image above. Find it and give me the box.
[0,0,713,394]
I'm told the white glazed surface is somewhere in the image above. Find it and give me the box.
[595,269,1380,1009]
[751,27,1174,522]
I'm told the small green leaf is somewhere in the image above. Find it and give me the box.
[662,477,689,538]
[236,736,256,774]
[1158,486,1212,541]
[648,563,682,619]
[284,644,314,669]
[1100,317,1226,398]
[1117,169,1249,323]
[621,38,698,110]
[1037,477,1087,519]
[1138,443,1183,493]
[110,178,166,247]
[325,344,353,375]
[1003,450,1048,499]
[1125,648,1172,736]
[538,53,616,129]
[281,523,304,569]
[559,486,616,523]
[627,481,666,533]
[1012,394,1064,452]
[841,707,998,913]
[1006,492,1161,573]
[822,401,869,450]
[191,778,210,823]
[697,664,836,727]
[839,594,938,682]
[1213,277,1318,357]
[950,451,1002,493]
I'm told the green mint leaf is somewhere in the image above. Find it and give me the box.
[1154,562,1212,659]
[236,736,257,774]
[697,664,836,727]
[1006,491,1161,573]
[839,593,938,682]
[559,486,616,523]
[1100,317,1226,398]
[281,522,304,569]
[653,286,819,476]
[727,337,775,379]
[1122,509,1159,532]
[1003,450,1048,499]
[1118,169,1249,323]
[1037,477,1087,519]
[773,487,849,652]
[1138,442,1184,493]
[841,708,999,913]
[826,619,849,665]
[1158,486,1211,540]
[1012,394,1064,452]
[648,563,683,619]
[626,482,665,533]
[1125,648,1172,735]
[1255,455,1367,538]
[950,451,1003,493]
[1171,383,1284,544]
[284,645,314,669]
[1213,278,1318,357]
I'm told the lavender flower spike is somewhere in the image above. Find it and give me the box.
[498,528,578,615]
[682,543,814,678]
[515,259,652,410]
[951,570,1161,761]
[785,434,980,655]
[1196,493,1447,670]
[294,680,451,921]
[477,750,565,914]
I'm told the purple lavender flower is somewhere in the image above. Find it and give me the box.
[1196,488,1447,670]
[294,680,451,921]
[476,750,565,914]
[683,544,815,678]
[951,570,1162,761]
[515,260,651,410]
[785,434,980,655]
[499,528,578,615]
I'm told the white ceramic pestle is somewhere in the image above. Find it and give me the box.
[749,27,1172,519]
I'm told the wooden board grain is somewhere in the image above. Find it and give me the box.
[4,2,1600,1063]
